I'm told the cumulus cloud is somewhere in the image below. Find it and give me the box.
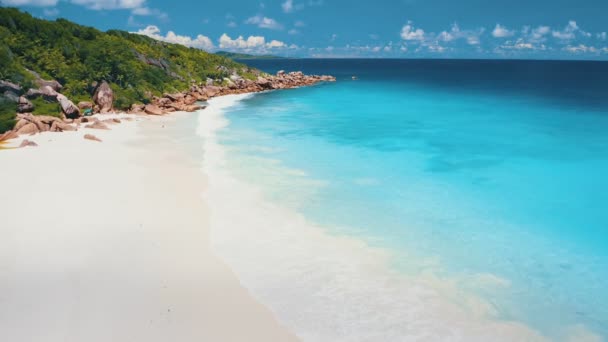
[530,26,551,41]
[551,21,590,40]
[400,21,425,41]
[135,25,214,50]
[282,0,293,13]
[564,44,598,53]
[245,15,283,30]
[492,24,514,38]
[436,23,484,45]
[130,6,168,20]
[281,0,323,13]
[70,0,146,10]
[0,0,58,6]
[218,33,289,51]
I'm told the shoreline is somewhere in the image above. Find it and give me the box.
[200,94,602,342]
[0,70,335,145]
[0,109,299,341]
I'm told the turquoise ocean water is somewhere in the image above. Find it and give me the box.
[203,59,608,340]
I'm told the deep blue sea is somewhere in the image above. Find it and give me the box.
[206,59,608,341]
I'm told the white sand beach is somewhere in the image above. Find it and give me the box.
[0,113,298,341]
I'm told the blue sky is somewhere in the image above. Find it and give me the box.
[2,0,608,59]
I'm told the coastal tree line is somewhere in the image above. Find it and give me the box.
[0,8,256,133]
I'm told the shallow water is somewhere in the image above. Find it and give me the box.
[199,59,608,341]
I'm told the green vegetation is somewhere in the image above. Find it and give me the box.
[0,7,257,133]
[0,98,16,133]
[30,98,61,117]
[215,51,286,60]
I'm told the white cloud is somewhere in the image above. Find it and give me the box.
[135,25,214,50]
[281,0,323,13]
[281,0,293,13]
[227,21,237,28]
[267,40,286,48]
[218,33,289,51]
[0,0,58,5]
[598,32,607,41]
[70,0,146,10]
[492,24,514,38]
[400,21,425,41]
[530,25,550,41]
[130,6,168,20]
[564,44,598,53]
[288,29,299,35]
[294,20,306,27]
[245,15,283,30]
[436,23,484,45]
[551,20,588,41]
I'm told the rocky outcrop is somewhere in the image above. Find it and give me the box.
[17,96,34,113]
[0,80,21,93]
[2,69,335,144]
[50,120,77,132]
[56,94,81,119]
[144,104,164,115]
[16,122,39,135]
[92,81,113,113]
[139,70,335,117]
[13,113,76,135]
[3,90,19,103]
[0,130,18,142]
[35,79,62,92]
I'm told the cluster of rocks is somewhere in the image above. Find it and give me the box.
[1,70,335,144]
[130,70,336,116]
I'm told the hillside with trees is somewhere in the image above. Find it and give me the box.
[0,7,257,133]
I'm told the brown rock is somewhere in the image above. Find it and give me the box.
[19,139,38,148]
[14,119,29,131]
[16,122,39,135]
[85,122,110,130]
[84,134,102,142]
[40,86,59,100]
[50,121,76,132]
[17,96,34,113]
[144,104,165,115]
[184,95,197,105]
[56,94,81,119]
[0,130,18,142]
[130,103,145,113]
[0,80,21,93]
[256,77,272,89]
[202,86,221,97]
[35,79,62,92]
[184,105,203,112]
[92,81,113,113]
[163,92,185,101]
